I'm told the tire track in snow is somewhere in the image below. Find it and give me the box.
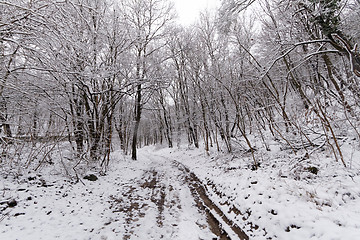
[139,150,249,240]
[110,155,214,239]
[172,160,249,240]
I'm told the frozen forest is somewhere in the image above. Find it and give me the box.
[1,0,360,239]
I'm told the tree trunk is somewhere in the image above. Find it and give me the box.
[132,84,142,160]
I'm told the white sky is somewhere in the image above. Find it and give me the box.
[173,0,221,25]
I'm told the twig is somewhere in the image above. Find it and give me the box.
[0,210,11,223]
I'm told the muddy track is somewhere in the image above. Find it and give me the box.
[109,154,249,239]
[172,160,249,240]
[140,170,166,227]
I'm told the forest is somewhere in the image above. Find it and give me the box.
[0,0,359,169]
[1,0,360,239]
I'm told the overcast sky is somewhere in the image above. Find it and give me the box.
[173,0,221,25]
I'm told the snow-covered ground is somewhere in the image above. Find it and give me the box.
[1,140,360,239]
[149,142,360,240]
[0,149,216,240]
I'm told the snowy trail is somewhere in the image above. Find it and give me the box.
[4,144,360,239]
[1,148,249,240]
[148,146,360,240]
[111,150,217,239]
[138,147,248,240]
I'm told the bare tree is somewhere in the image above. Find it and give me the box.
[120,0,175,160]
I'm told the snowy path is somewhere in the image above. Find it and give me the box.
[0,148,248,240]
[3,144,360,239]
[149,146,360,240]
[137,148,248,240]
[111,150,216,240]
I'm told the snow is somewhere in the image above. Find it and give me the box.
[0,149,215,240]
[149,142,360,239]
[1,140,360,239]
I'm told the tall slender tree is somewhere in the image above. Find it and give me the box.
[120,0,175,160]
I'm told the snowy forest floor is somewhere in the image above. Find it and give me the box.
[1,142,360,240]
